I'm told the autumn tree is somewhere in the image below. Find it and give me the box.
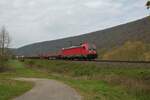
[102,41,146,61]
[144,52,150,61]
[146,0,150,9]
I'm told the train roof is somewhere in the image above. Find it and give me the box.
[62,45,82,50]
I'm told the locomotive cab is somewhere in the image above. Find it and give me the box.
[81,43,98,59]
[87,43,98,59]
[88,44,96,51]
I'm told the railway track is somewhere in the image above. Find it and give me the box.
[22,57,150,64]
[71,59,150,64]
[93,60,150,64]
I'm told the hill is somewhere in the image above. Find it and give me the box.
[14,16,150,56]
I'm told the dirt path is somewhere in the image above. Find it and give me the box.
[13,78,82,100]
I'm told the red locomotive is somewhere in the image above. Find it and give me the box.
[17,42,97,60]
[41,42,98,60]
[61,42,97,60]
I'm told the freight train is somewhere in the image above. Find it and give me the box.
[18,42,98,60]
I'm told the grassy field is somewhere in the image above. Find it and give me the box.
[0,60,150,100]
[0,60,38,100]
[0,79,33,100]
[24,60,150,100]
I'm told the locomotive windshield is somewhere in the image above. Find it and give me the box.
[89,44,96,50]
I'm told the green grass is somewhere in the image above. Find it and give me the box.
[0,60,150,100]
[0,79,33,100]
[24,59,150,100]
[0,60,49,78]
[0,60,40,100]
[52,77,137,100]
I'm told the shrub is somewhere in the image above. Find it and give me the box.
[27,60,35,67]
[0,56,8,72]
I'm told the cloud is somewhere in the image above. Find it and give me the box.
[84,1,104,8]
[0,0,148,48]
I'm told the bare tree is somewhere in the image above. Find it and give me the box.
[0,26,11,71]
[0,26,10,56]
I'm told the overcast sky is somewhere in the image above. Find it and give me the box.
[0,0,148,48]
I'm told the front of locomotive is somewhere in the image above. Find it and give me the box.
[82,43,98,60]
[86,43,98,59]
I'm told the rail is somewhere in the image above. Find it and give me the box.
[82,60,150,64]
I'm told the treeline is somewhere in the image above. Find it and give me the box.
[99,41,150,61]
